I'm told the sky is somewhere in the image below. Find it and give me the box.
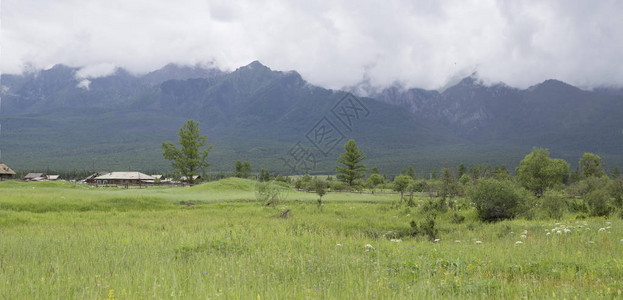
[1,0,623,90]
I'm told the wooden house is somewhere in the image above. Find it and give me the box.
[0,163,16,181]
[180,175,201,183]
[47,175,61,181]
[90,172,154,186]
[24,173,47,181]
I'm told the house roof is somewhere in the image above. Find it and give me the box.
[48,175,61,180]
[24,173,46,179]
[0,163,16,175]
[180,175,201,181]
[82,173,101,181]
[94,172,154,180]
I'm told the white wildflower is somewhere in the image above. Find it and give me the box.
[520,234,527,239]
[515,241,523,245]
[365,244,375,250]
[599,228,606,232]
[588,241,595,244]
[556,230,562,234]
[563,228,571,233]
[546,232,551,235]
[390,239,402,243]
[336,244,343,247]
[523,230,528,235]
[454,240,461,243]
[433,239,440,243]
[475,241,483,244]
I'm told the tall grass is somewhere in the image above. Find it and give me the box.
[1,178,621,298]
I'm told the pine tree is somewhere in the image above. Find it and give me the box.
[336,139,367,187]
[162,120,213,185]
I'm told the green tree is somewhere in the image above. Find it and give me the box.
[516,148,569,196]
[366,173,385,192]
[234,161,251,178]
[469,165,482,180]
[611,167,620,178]
[469,179,526,222]
[458,173,471,186]
[313,179,328,208]
[439,168,459,209]
[258,169,271,182]
[609,177,623,208]
[393,175,412,203]
[336,139,367,187]
[585,189,610,217]
[542,189,566,219]
[370,167,380,175]
[579,153,605,178]
[162,120,213,185]
[406,166,416,179]
[493,165,511,180]
[431,168,438,180]
[458,163,467,178]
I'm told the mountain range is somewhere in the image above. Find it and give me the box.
[1,61,622,175]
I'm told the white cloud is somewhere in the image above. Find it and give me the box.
[1,0,622,90]
[76,79,91,90]
[75,63,117,79]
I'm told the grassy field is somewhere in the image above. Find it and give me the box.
[1,178,622,299]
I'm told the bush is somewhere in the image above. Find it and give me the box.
[609,178,623,208]
[420,199,447,214]
[584,189,611,217]
[410,217,439,241]
[450,212,465,224]
[256,181,290,207]
[542,189,566,219]
[468,178,526,222]
[568,176,610,198]
[329,180,348,191]
[313,179,328,208]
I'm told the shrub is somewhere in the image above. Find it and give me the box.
[313,179,328,208]
[410,217,438,241]
[468,178,526,222]
[450,212,465,224]
[542,189,566,219]
[516,148,569,196]
[609,178,623,208]
[584,189,611,217]
[420,199,447,214]
[568,176,610,198]
[256,181,289,207]
[329,180,347,191]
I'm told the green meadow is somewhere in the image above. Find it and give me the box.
[1,178,622,299]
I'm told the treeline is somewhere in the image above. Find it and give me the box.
[276,147,623,222]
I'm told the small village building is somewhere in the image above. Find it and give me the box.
[81,173,102,184]
[150,174,168,184]
[180,175,201,183]
[0,163,16,181]
[47,175,61,181]
[24,173,47,181]
[91,172,154,186]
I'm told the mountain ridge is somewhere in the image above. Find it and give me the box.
[1,61,622,174]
